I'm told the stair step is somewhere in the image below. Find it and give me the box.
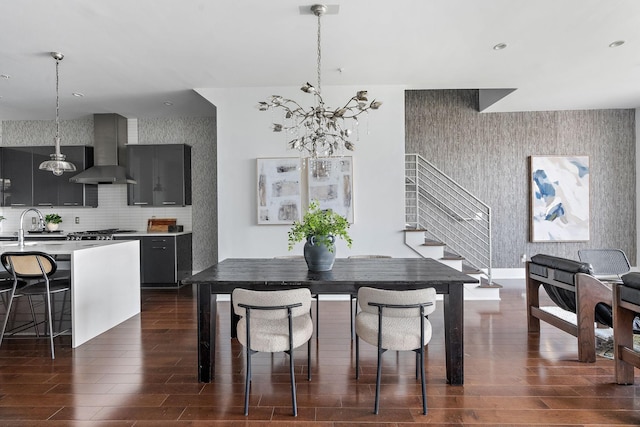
[423,239,445,247]
[441,254,464,261]
[463,266,483,275]
[478,277,503,288]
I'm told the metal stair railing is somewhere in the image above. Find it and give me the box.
[405,153,492,284]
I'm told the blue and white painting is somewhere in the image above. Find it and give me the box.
[530,156,589,242]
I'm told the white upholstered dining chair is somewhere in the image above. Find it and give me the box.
[232,288,314,416]
[355,286,437,415]
[347,255,392,339]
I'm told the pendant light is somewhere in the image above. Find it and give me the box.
[39,51,76,176]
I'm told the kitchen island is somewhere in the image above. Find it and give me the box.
[0,239,140,348]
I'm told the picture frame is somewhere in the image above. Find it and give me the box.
[307,157,354,223]
[257,158,302,224]
[529,155,590,242]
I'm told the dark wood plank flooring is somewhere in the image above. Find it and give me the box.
[1,285,639,426]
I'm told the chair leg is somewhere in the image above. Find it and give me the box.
[307,339,311,381]
[243,345,251,416]
[44,292,56,359]
[26,296,40,338]
[288,348,298,416]
[58,290,68,332]
[0,287,18,349]
[355,335,360,379]
[374,343,385,415]
[420,345,427,415]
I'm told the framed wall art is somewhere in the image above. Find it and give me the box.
[257,158,302,224]
[529,155,590,242]
[307,157,354,223]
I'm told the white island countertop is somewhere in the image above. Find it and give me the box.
[0,239,141,348]
[0,239,128,253]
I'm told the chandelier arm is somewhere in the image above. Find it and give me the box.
[279,99,307,111]
[337,96,359,110]
[339,109,371,119]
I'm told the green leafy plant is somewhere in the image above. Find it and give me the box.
[45,213,62,224]
[288,201,352,251]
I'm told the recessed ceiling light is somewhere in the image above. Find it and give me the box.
[609,40,625,48]
[163,101,173,106]
[493,43,507,51]
[72,92,84,97]
[0,74,10,79]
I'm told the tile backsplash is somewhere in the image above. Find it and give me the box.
[0,185,192,234]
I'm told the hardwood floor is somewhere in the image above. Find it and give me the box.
[1,284,639,426]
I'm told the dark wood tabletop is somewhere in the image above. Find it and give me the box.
[185,257,477,385]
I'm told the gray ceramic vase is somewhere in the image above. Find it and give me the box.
[303,235,336,271]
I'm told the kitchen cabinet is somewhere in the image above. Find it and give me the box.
[127,144,192,206]
[1,146,97,207]
[1,147,32,207]
[114,233,192,287]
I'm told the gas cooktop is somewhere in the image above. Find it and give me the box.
[66,229,138,241]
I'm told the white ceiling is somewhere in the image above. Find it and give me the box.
[1,0,640,121]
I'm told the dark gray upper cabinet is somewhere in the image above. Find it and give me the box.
[127,144,192,206]
[2,147,34,207]
[1,146,97,207]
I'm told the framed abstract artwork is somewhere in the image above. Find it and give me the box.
[257,158,302,224]
[529,155,590,242]
[307,157,354,223]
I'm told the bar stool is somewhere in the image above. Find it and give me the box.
[0,251,71,359]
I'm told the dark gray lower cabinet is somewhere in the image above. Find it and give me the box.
[116,233,192,287]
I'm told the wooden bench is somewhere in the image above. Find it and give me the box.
[613,273,640,384]
[526,254,612,363]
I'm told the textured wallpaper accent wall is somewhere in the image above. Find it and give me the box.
[405,89,636,268]
[138,116,217,272]
[2,117,93,146]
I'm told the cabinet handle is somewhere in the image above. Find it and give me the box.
[63,203,79,206]
[162,201,176,205]
[134,202,148,205]
[151,239,167,242]
[38,203,53,206]
[10,204,26,206]
[151,246,167,250]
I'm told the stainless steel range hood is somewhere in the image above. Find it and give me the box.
[69,113,136,184]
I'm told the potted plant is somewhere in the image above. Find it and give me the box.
[288,201,352,271]
[44,213,62,232]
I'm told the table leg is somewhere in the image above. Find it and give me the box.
[230,293,238,339]
[443,284,464,385]
[197,284,216,382]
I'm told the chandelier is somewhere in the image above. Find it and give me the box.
[258,4,381,158]
[39,51,76,176]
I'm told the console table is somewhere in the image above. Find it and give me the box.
[184,257,476,385]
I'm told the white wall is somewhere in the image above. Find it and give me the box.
[197,85,416,260]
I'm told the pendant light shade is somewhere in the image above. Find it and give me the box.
[39,51,76,176]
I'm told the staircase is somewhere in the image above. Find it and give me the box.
[405,153,499,300]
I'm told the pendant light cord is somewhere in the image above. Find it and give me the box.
[55,56,60,145]
[316,11,322,94]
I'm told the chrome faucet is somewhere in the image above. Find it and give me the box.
[18,208,45,248]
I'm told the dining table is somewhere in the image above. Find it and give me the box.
[183,257,477,385]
